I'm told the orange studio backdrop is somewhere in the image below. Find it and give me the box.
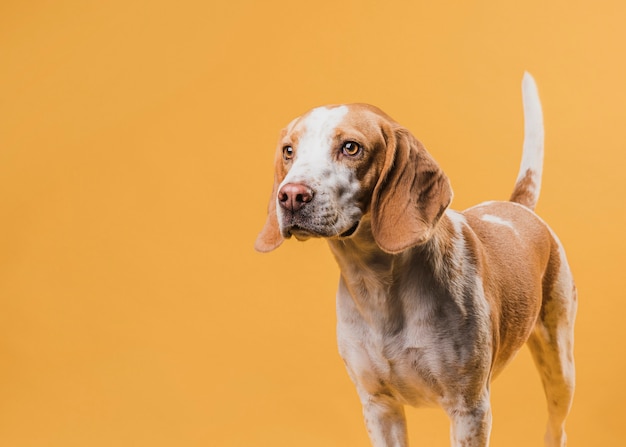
[1,1,625,446]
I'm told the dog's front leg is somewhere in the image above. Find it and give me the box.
[361,394,408,447]
[446,395,493,447]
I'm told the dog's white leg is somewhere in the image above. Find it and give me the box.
[360,393,408,447]
[446,391,492,447]
[526,252,577,447]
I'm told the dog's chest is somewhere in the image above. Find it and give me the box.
[336,279,454,407]
[338,320,450,407]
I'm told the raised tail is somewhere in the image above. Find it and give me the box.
[509,72,544,210]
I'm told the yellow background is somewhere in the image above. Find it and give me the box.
[1,1,624,446]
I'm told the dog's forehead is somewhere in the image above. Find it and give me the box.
[284,104,387,145]
[286,105,348,141]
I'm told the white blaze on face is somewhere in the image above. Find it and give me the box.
[280,105,349,187]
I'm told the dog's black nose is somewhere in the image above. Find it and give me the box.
[278,183,313,212]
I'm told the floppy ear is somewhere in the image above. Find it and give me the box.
[255,154,285,252]
[371,127,453,254]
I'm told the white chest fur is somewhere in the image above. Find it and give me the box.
[336,277,448,407]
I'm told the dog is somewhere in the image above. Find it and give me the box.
[255,73,576,447]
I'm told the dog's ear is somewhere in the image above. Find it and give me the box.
[254,182,283,253]
[255,137,288,253]
[371,127,453,254]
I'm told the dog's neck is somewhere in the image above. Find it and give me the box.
[327,213,458,332]
[328,213,456,278]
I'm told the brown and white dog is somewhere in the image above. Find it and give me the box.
[255,73,576,447]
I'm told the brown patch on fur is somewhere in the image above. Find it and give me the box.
[338,105,395,213]
[371,127,453,254]
[509,168,537,210]
[463,202,551,375]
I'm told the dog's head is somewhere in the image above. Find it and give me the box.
[255,104,453,254]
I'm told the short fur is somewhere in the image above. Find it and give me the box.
[255,73,576,447]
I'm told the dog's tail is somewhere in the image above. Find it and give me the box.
[509,72,544,211]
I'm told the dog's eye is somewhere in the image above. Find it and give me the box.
[282,146,294,160]
[342,141,362,157]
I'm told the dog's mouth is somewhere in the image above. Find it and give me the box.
[284,220,360,241]
[287,226,314,241]
[339,221,360,238]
